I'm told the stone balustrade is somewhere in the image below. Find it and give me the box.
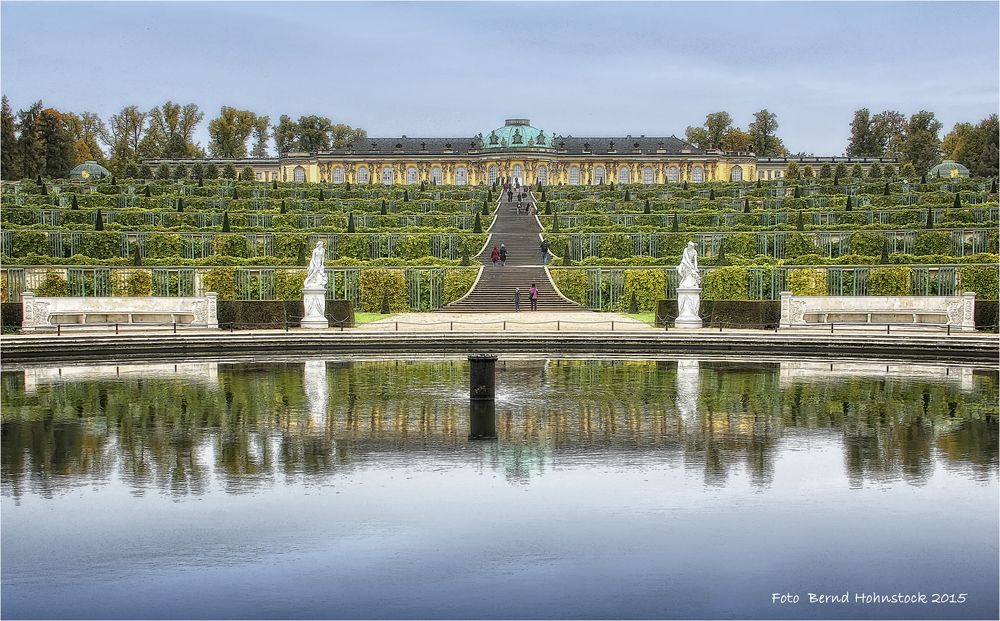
[20,292,219,332]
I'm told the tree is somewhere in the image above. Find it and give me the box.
[145,101,204,158]
[38,108,75,178]
[208,107,258,157]
[802,165,814,178]
[191,162,204,180]
[174,163,189,179]
[819,163,832,178]
[221,211,231,232]
[295,115,334,152]
[748,109,786,156]
[868,161,882,178]
[240,166,255,182]
[101,105,148,174]
[1,96,17,179]
[720,127,751,152]
[851,163,864,177]
[222,163,237,179]
[138,163,152,179]
[847,108,881,157]
[95,208,104,231]
[15,101,45,178]
[902,110,943,175]
[684,126,710,150]
[871,110,907,159]
[204,162,219,179]
[273,115,297,154]
[347,212,356,233]
[786,161,800,179]
[883,164,896,178]
[945,114,999,179]
[901,163,915,178]
[330,123,366,148]
[66,111,107,166]
[251,116,270,158]
[834,162,848,179]
[953,192,961,209]
[156,163,172,179]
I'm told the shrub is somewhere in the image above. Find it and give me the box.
[33,271,70,296]
[113,270,152,296]
[550,269,587,304]
[784,232,820,258]
[240,167,255,182]
[725,232,756,258]
[867,266,911,296]
[275,270,306,299]
[914,231,951,256]
[145,233,184,259]
[359,269,408,312]
[849,231,886,256]
[12,231,48,257]
[202,267,237,299]
[788,268,827,295]
[81,231,120,259]
[156,163,172,179]
[621,269,666,311]
[443,268,479,304]
[222,164,237,179]
[214,234,248,258]
[703,266,748,300]
[598,232,633,259]
[960,265,999,299]
[396,235,431,260]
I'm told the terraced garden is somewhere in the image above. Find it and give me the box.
[0,175,997,326]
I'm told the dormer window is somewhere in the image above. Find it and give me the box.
[559,141,566,149]
[395,143,403,149]
[633,142,640,149]
[420,142,426,151]
[583,142,591,152]
[445,142,452,149]
[609,140,615,151]
[371,142,378,150]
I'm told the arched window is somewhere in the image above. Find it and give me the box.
[406,167,418,185]
[512,164,524,185]
[455,167,467,186]
[537,165,547,186]
[431,167,442,185]
[667,166,679,183]
[593,166,606,185]
[730,165,743,182]
[332,166,345,184]
[618,166,630,185]
[382,167,393,186]
[643,166,654,184]
[692,166,704,183]
[488,165,499,185]
[569,166,581,185]
[357,166,370,184]
[293,166,306,183]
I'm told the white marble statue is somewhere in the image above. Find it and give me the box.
[675,241,703,328]
[677,241,701,288]
[304,241,328,289]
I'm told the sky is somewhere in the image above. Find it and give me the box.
[1,1,997,156]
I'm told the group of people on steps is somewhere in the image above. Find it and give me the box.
[496,177,542,311]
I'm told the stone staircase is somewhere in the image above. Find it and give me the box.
[440,190,582,313]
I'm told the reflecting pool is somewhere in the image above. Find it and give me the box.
[2,357,997,620]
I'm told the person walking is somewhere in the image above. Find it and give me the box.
[507,190,513,202]
[513,287,521,312]
[529,283,538,311]
[540,239,550,265]
[499,243,507,267]
[490,245,500,269]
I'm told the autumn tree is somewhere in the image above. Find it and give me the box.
[943,114,998,178]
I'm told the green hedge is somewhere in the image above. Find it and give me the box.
[961,265,999,299]
[359,269,408,312]
[203,267,237,300]
[788,268,827,295]
[551,269,587,304]
[868,266,912,296]
[216,300,354,329]
[655,299,780,328]
[443,267,479,304]
[621,269,666,312]
[702,266,748,300]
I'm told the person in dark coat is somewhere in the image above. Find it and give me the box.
[513,287,521,312]
[499,243,507,267]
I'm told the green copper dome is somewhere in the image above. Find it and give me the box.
[68,160,111,180]
[927,160,970,179]
[482,119,552,150]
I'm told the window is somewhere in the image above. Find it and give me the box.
[332,166,345,184]
[643,166,654,184]
[667,166,679,183]
[618,167,630,185]
[382,167,393,186]
[759,170,766,180]
[569,166,580,185]
[512,164,524,185]
[730,166,743,182]
[357,166,370,184]
[692,166,704,183]
[406,167,417,185]
[431,167,442,185]
[293,166,306,183]
[455,166,467,186]
[255,172,262,181]
[537,165,547,186]
[488,165,499,184]
[594,166,606,185]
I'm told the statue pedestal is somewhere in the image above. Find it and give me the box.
[301,287,329,329]
[675,286,703,329]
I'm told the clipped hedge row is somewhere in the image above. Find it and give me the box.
[654,300,781,328]
[216,300,355,329]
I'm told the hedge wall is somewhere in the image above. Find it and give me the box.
[654,299,781,328]
[217,300,354,329]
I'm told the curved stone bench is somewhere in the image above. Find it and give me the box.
[20,292,219,332]
[779,291,976,331]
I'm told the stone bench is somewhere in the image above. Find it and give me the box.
[20,292,219,332]
[779,291,976,331]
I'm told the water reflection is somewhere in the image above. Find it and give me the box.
[1,358,997,500]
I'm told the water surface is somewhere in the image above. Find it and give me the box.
[2,357,997,619]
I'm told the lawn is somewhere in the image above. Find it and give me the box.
[354,312,395,324]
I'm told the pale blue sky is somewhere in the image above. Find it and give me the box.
[2,1,997,155]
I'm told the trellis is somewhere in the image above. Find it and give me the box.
[152,269,195,296]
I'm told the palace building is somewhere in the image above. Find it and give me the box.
[144,118,897,185]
